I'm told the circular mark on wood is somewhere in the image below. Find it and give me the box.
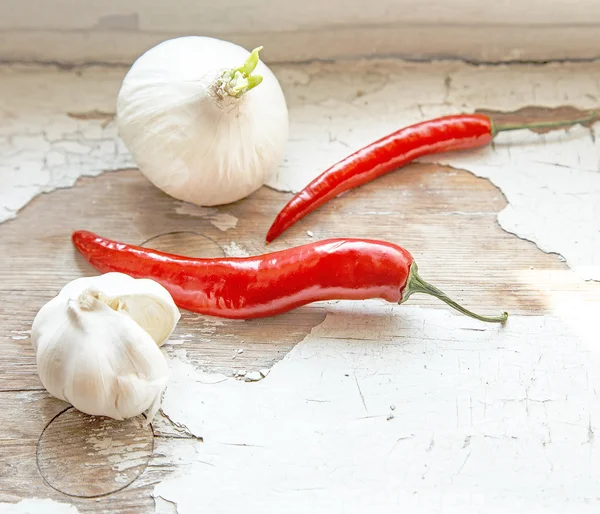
[141,231,225,258]
[37,407,154,498]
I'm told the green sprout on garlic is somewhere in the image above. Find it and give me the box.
[218,46,264,98]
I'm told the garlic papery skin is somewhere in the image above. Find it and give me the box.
[116,37,289,207]
[31,273,181,422]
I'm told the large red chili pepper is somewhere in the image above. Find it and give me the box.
[72,230,507,323]
[265,112,595,242]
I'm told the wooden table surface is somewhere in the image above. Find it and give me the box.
[1,60,599,513]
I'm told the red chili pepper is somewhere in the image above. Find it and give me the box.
[72,230,508,323]
[265,112,595,243]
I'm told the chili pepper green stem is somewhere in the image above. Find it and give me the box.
[401,262,508,324]
[491,111,596,136]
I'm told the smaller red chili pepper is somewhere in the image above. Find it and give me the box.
[72,230,508,324]
[265,112,596,243]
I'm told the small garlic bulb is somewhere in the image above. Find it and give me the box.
[31,273,180,422]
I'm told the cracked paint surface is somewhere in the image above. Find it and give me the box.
[0,65,133,223]
[155,303,600,512]
[266,61,600,280]
[2,60,600,512]
[0,499,80,513]
[2,61,599,278]
[430,127,600,280]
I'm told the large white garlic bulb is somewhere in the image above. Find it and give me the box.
[31,273,180,422]
[116,36,289,206]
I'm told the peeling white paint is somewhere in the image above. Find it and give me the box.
[244,371,263,382]
[0,66,133,223]
[10,330,30,341]
[2,61,600,511]
[265,60,600,281]
[153,497,178,514]
[430,126,600,281]
[114,473,129,484]
[2,62,599,280]
[86,435,149,456]
[157,303,600,512]
[0,499,79,513]
[173,203,216,218]
[149,437,204,511]
[83,431,152,478]
[222,241,251,258]
[173,202,238,230]
[107,453,151,472]
[208,213,238,232]
[86,435,114,453]
[165,338,188,346]
[14,391,45,403]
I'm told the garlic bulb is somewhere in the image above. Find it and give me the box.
[31,273,180,422]
[116,37,289,206]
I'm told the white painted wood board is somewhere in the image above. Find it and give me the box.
[1,57,599,512]
[156,304,600,513]
[0,0,599,64]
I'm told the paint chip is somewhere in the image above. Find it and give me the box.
[174,203,217,218]
[209,213,238,232]
[223,242,251,258]
[245,371,263,382]
[167,339,187,346]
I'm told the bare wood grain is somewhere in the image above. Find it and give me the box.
[0,390,195,512]
[37,408,154,498]
[2,161,597,392]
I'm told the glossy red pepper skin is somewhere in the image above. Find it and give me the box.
[72,230,413,319]
[266,114,493,243]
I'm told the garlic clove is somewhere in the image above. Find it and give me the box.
[63,303,169,420]
[57,272,180,346]
[31,273,180,422]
